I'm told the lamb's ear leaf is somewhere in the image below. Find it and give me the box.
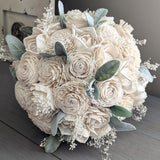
[110,105,132,118]
[20,26,33,35]
[86,80,99,100]
[5,35,25,60]
[95,60,120,81]
[39,53,55,58]
[45,135,61,153]
[9,67,17,82]
[139,66,153,83]
[58,0,66,29]
[55,41,68,64]
[110,116,136,132]
[85,12,94,27]
[94,20,107,29]
[94,8,108,25]
[51,110,66,136]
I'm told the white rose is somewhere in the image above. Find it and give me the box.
[65,50,95,81]
[54,81,89,115]
[72,25,100,49]
[84,106,111,138]
[28,113,52,134]
[24,35,38,54]
[15,52,40,86]
[97,22,120,41]
[59,114,90,143]
[38,56,66,87]
[65,10,88,29]
[48,29,76,54]
[115,20,134,38]
[15,81,32,110]
[28,83,57,122]
[97,77,123,107]
[93,46,113,70]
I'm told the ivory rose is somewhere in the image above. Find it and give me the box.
[28,113,52,134]
[15,81,32,110]
[59,114,90,143]
[48,29,76,53]
[97,77,123,107]
[15,52,40,86]
[28,83,57,122]
[54,81,89,115]
[72,25,99,49]
[66,50,95,81]
[84,106,111,138]
[97,22,120,41]
[38,56,66,87]
[65,10,88,29]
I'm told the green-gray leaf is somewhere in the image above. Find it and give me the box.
[94,8,108,25]
[86,80,99,100]
[85,12,94,27]
[110,105,132,118]
[95,60,120,81]
[110,116,136,132]
[55,41,68,64]
[9,67,17,82]
[94,20,107,29]
[139,66,153,83]
[39,53,55,58]
[58,0,66,28]
[5,35,25,59]
[51,110,66,136]
[20,26,33,35]
[45,135,61,153]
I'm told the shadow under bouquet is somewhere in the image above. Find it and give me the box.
[4,0,159,159]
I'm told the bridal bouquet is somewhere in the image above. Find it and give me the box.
[4,0,159,159]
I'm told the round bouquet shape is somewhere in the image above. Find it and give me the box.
[5,0,156,159]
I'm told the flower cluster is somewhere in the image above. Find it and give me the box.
[5,1,155,159]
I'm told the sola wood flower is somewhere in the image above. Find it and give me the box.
[4,0,158,159]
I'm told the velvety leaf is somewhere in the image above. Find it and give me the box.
[95,60,120,81]
[55,41,68,63]
[86,80,99,100]
[58,0,66,28]
[39,53,55,58]
[139,66,153,83]
[9,67,17,82]
[110,116,136,132]
[94,20,107,29]
[51,110,66,136]
[20,26,33,35]
[94,8,108,25]
[45,135,61,153]
[5,35,25,59]
[110,105,132,118]
[85,12,94,27]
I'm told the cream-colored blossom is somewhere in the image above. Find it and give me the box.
[38,56,66,87]
[48,29,76,53]
[28,113,52,134]
[24,35,38,54]
[84,106,111,138]
[15,52,40,86]
[65,50,95,81]
[97,22,120,41]
[65,10,88,29]
[54,81,89,115]
[59,114,90,143]
[97,77,123,107]
[15,81,32,110]
[72,25,99,49]
[28,83,57,122]
[118,95,134,112]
